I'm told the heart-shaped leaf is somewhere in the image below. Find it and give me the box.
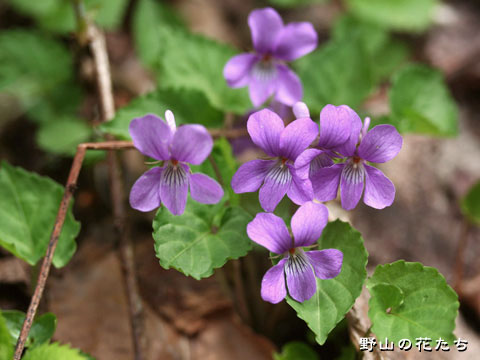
[367,260,459,344]
[153,198,252,279]
[287,220,368,345]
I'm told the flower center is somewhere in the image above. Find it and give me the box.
[261,54,272,62]
[266,162,292,185]
[163,162,187,187]
[285,248,309,277]
[251,57,277,83]
[342,159,365,184]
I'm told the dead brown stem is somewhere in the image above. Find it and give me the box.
[83,13,146,359]
[13,146,87,360]
[12,140,138,358]
[209,127,247,139]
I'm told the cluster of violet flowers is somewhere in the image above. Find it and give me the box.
[127,7,402,305]
[230,102,402,303]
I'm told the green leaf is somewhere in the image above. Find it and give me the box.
[297,16,408,114]
[273,341,319,360]
[296,40,374,113]
[332,16,408,82]
[369,283,404,310]
[154,27,251,114]
[132,0,184,67]
[153,198,252,279]
[5,0,128,33]
[191,138,239,206]
[36,117,92,156]
[269,0,328,7]
[241,193,292,225]
[287,220,368,345]
[367,260,459,344]
[0,30,76,113]
[23,342,86,360]
[461,181,480,226]
[2,311,56,348]
[0,311,14,360]
[389,64,458,136]
[0,161,80,268]
[100,88,224,139]
[345,0,437,32]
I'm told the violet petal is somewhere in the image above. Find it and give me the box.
[248,7,283,54]
[363,165,395,209]
[311,163,343,201]
[129,114,172,160]
[291,201,328,247]
[340,162,365,210]
[247,213,291,254]
[332,106,363,157]
[159,164,189,215]
[261,258,287,304]
[274,64,302,107]
[285,251,317,302]
[286,164,314,205]
[231,159,275,194]
[223,53,257,88]
[189,173,224,204]
[129,167,163,212]
[248,69,277,107]
[306,249,343,279]
[279,117,318,160]
[171,124,213,165]
[357,124,403,163]
[273,22,317,61]
[294,148,327,181]
[259,163,292,212]
[318,104,355,149]
[247,109,284,156]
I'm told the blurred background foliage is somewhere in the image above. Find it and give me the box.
[0,0,460,160]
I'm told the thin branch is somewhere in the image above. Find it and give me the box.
[209,127,247,139]
[81,141,135,150]
[79,9,147,358]
[14,146,87,360]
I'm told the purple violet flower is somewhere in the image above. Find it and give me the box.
[129,111,224,215]
[223,7,318,107]
[311,110,403,210]
[294,103,362,193]
[231,108,318,212]
[247,201,343,303]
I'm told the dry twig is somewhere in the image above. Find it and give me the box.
[13,141,133,359]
